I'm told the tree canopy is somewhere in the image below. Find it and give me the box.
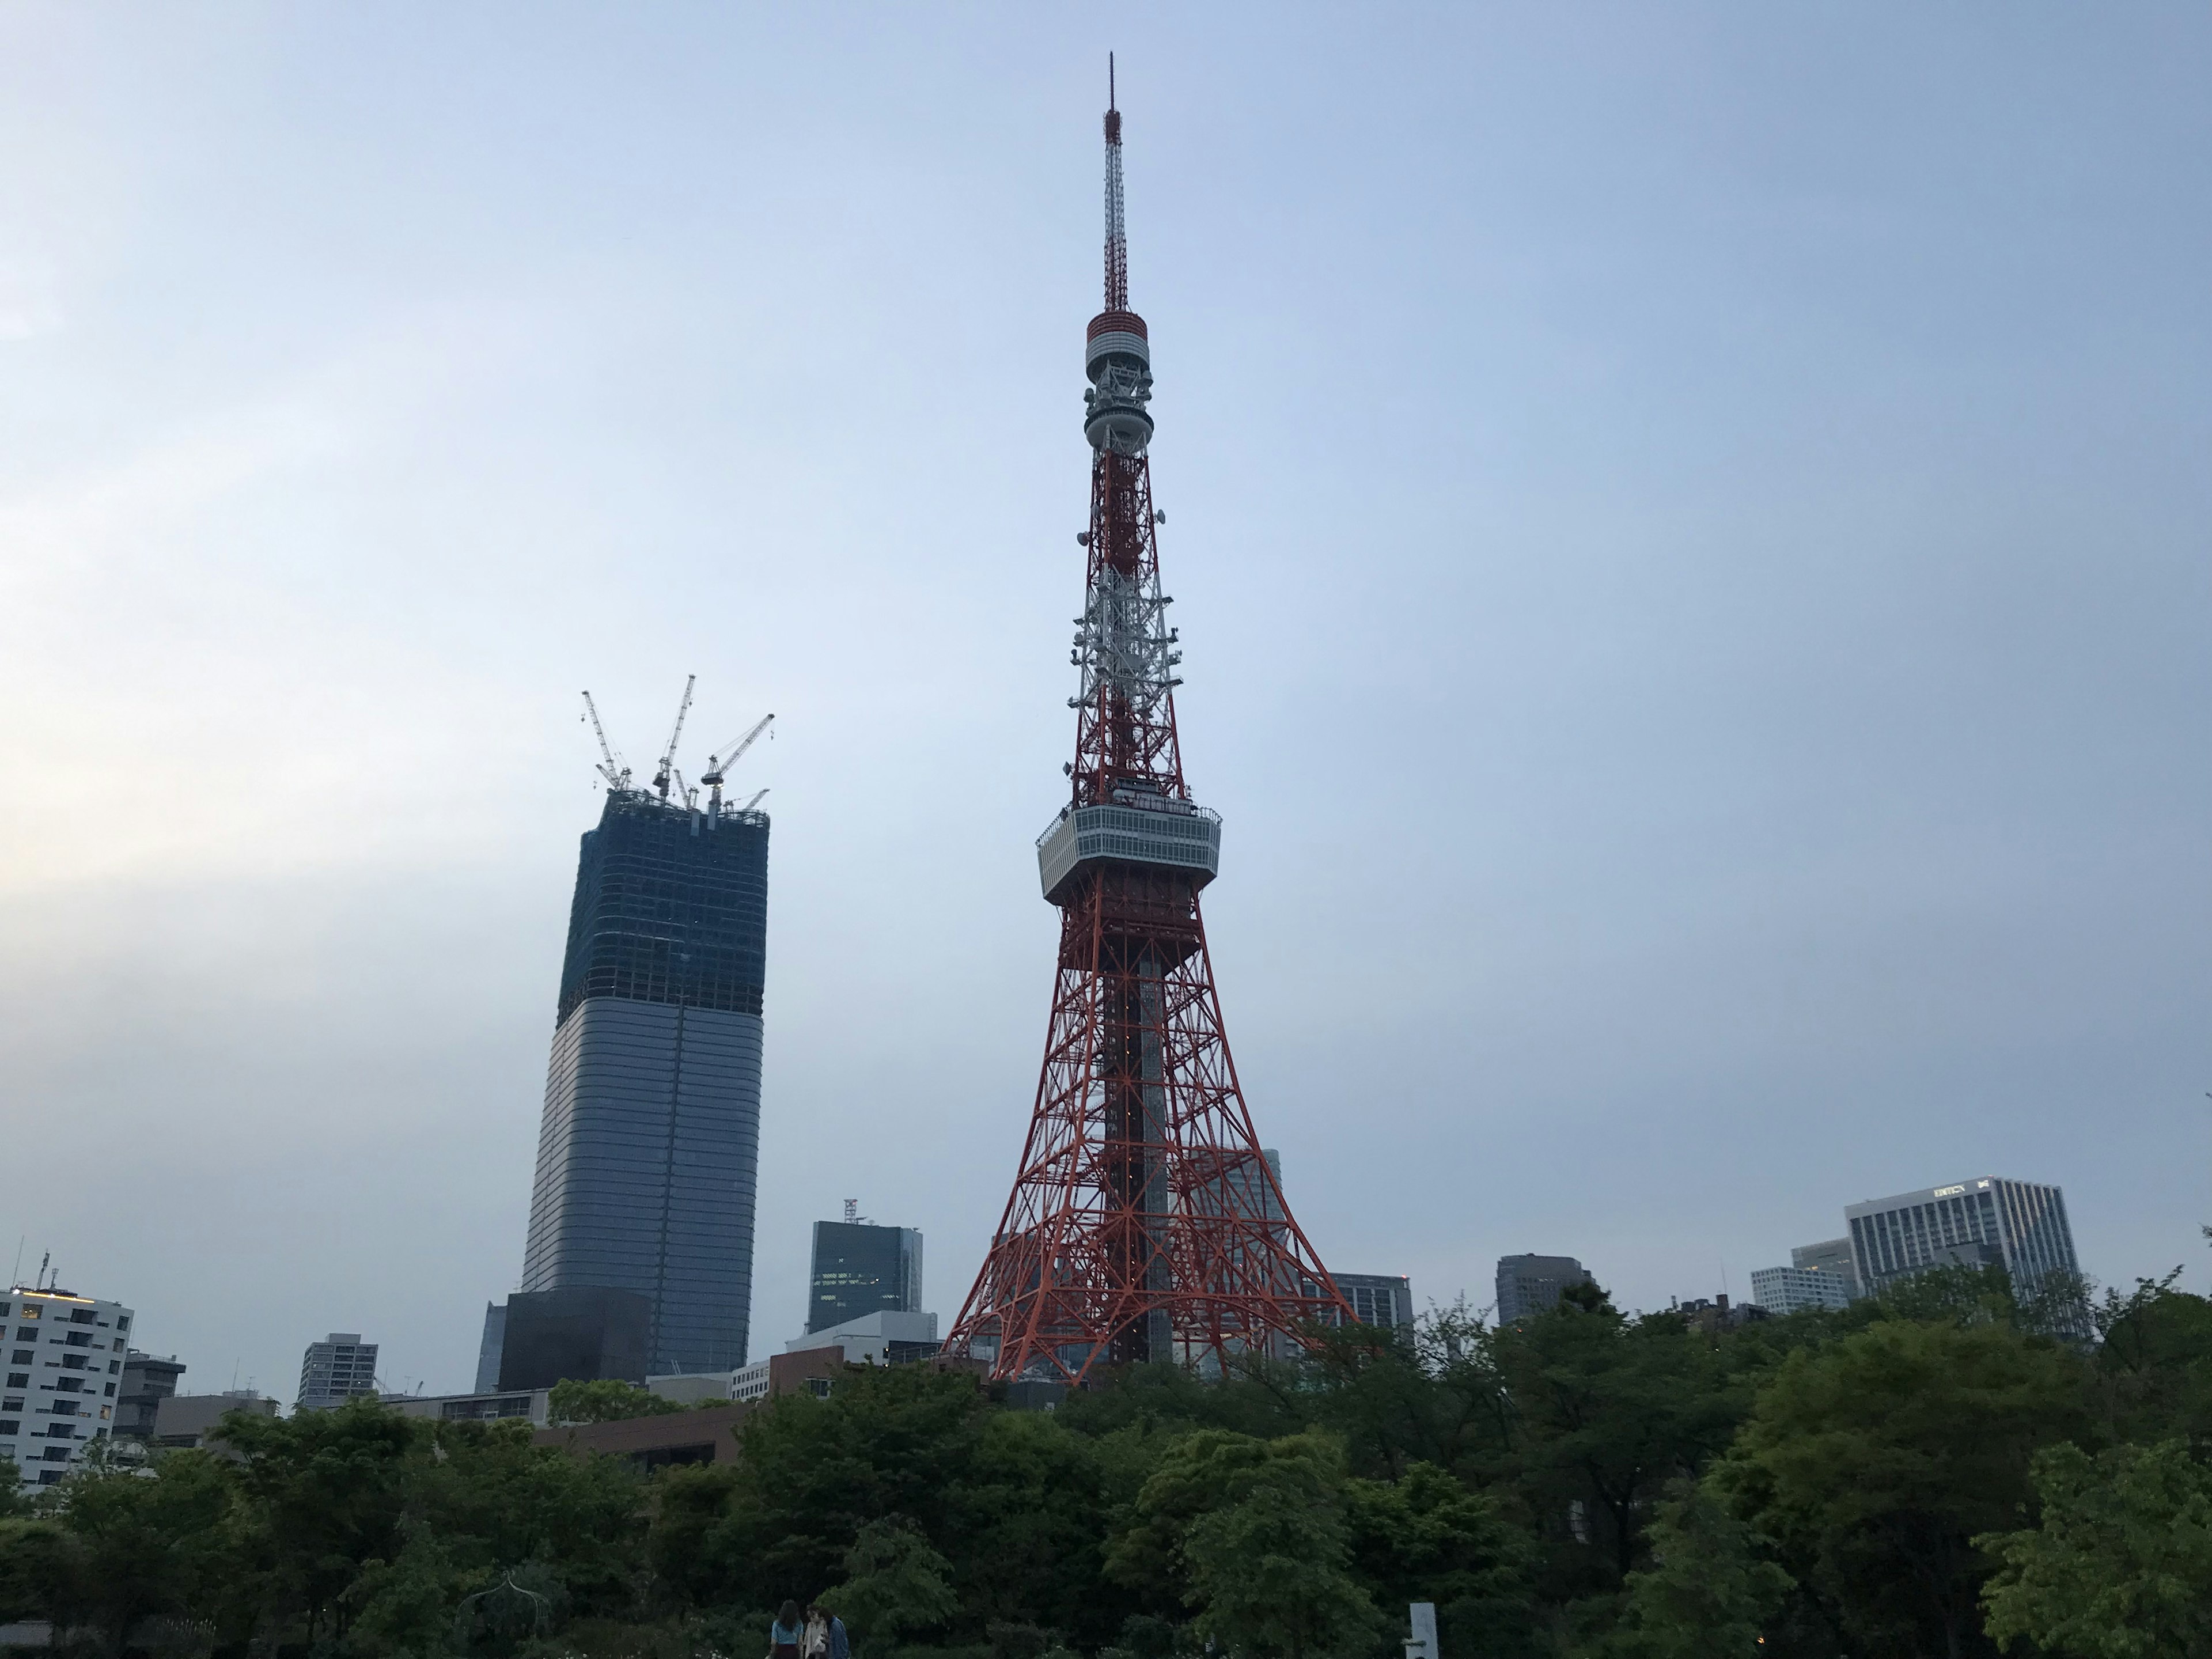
[7,1265,2209,1659]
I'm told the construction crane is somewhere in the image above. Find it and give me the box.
[652,675,696,802]
[740,787,769,812]
[701,713,775,812]
[580,691,631,793]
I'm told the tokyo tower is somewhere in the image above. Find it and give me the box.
[942,73,1353,1384]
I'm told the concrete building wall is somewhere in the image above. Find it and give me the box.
[153,1392,279,1447]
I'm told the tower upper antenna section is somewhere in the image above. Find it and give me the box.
[1103,56,1127,311]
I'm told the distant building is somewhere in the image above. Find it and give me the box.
[496,1287,652,1391]
[1,1285,134,1488]
[151,1391,279,1449]
[474,1302,507,1394]
[536,1402,751,1472]
[1846,1177,2081,1301]
[1673,1294,1770,1335]
[387,1388,552,1428]
[297,1334,380,1412]
[1495,1255,1594,1324]
[1790,1237,1863,1298]
[115,1350,187,1443]
[1334,1274,1415,1334]
[650,1346,863,1408]
[807,1221,923,1334]
[1748,1266,1854,1316]
[787,1309,940,1366]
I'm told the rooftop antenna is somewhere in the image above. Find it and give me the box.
[37,1251,49,1291]
[10,1237,20,1289]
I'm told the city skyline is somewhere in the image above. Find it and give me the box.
[2,9,2206,1398]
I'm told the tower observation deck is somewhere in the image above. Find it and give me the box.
[942,73,1352,1385]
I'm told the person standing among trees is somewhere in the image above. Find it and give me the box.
[802,1602,847,1659]
[770,1601,805,1659]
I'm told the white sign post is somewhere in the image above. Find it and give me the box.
[1404,1603,1438,1659]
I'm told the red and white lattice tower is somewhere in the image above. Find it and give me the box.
[942,76,1353,1384]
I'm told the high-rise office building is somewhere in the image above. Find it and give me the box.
[297,1333,380,1411]
[1495,1255,1594,1324]
[0,1283,131,1488]
[1335,1274,1415,1334]
[1791,1237,1862,1298]
[1845,1177,2081,1301]
[1748,1266,1854,1316]
[807,1221,923,1334]
[495,1287,652,1390]
[520,777,771,1376]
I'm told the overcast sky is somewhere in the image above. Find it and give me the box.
[2,7,2206,1399]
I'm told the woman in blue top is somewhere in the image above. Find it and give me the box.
[770,1602,804,1659]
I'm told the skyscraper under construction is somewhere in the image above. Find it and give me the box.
[518,697,772,1376]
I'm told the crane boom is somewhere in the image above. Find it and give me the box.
[581,691,631,792]
[700,713,775,784]
[652,674,696,801]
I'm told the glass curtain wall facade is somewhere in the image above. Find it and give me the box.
[521,790,770,1376]
[1845,1177,2080,1302]
[807,1222,923,1334]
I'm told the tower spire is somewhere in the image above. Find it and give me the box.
[1104,58,1127,311]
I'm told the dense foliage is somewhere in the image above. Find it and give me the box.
[6,1265,2211,1659]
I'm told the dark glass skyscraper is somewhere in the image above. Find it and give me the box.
[521,789,770,1374]
[806,1221,923,1334]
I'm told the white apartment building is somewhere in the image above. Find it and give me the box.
[0,1285,134,1489]
[297,1333,380,1411]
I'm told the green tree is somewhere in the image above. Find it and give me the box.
[820,1517,958,1649]
[1601,1480,1791,1659]
[2087,1274,2212,1445]
[0,1519,82,1631]
[547,1378,683,1424]
[1979,1439,2212,1658]
[1718,1319,2089,1659]
[218,1396,426,1643]
[1113,1429,1381,1659]
[1492,1298,1748,1585]
[1343,1461,1536,1659]
[41,1448,240,1652]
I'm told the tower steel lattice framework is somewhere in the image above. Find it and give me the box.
[943,78,1353,1384]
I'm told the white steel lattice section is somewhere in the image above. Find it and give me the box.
[1072,456,1186,797]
